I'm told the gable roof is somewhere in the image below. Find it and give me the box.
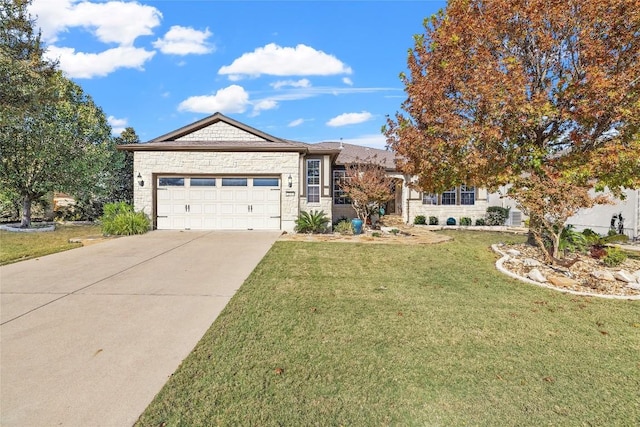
[119,112,315,152]
[117,114,394,167]
[149,112,283,143]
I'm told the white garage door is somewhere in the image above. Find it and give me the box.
[156,176,281,230]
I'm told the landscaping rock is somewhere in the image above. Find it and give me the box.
[523,258,542,267]
[548,275,579,287]
[614,270,636,283]
[633,270,640,283]
[506,249,521,256]
[627,283,640,291]
[591,270,616,282]
[527,268,547,283]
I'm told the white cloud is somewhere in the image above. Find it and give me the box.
[45,45,155,78]
[219,43,352,79]
[326,111,373,127]
[108,115,127,135]
[153,26,214,55]
[251,99,278,116]
[342,77,353,86]
[31,0,162,46]
[288,118,305,127]
[270,79,311,90]
[178,85,250,114]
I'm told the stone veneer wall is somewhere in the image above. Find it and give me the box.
[401,184,491,225]
[134,151,300,231]
[176,122,267,142]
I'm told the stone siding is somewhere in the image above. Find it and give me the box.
[176,122,267,142]
[134,151,300,231]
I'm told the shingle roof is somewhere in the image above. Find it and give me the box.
[311,142,397,170]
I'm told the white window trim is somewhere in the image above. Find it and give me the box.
[306,159,320,203]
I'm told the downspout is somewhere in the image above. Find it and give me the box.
[633,190,640,240]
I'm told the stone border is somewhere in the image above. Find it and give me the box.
[492,244,640,300]
[0,222,55,233]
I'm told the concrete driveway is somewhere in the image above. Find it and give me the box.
[0,230,280,426]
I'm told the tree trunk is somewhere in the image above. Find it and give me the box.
[21,196,32,228]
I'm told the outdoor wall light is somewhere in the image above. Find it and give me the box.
[287,174,293,188]
[137,172,145,187]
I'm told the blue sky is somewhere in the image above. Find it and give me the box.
[30,0,446,147]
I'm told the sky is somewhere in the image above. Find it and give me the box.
[29,0,446,148]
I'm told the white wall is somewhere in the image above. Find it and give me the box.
[566,189,639,239]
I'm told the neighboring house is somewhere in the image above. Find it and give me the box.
[118,113,637,239]
[565,189,639,240]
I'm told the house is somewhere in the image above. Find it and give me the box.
[119,113,500,232]
[119,113,637,239]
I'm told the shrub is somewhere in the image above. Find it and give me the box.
[333,220,353,235]
[389,228,400,235]
[372,232,382,237]
[603,247,627,267]
[460,217,472,226]
[100,202,150,235]
[582,228,602,245]
[429,216,439,225]
[446,217,456,226]
[414,215,426,225]
[475,218,486,226]
[559,225,588,254]
[486,206,510,226]
[603,233,629,244]
[333,216,348,226]
[295,210,330,234]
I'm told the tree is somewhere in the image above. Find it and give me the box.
[339,158,394,227]
[110,127,139,205]
[384,0,640,262]
[0,0,112,227]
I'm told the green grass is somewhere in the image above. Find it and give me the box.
[0,224,103,265]
[137,231,640,426]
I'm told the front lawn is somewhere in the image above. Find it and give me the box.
[137,231,640,426]
[0,224,103,265]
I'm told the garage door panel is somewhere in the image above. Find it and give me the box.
[157,176,280,231]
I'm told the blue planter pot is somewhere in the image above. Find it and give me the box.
[351,218,363,235]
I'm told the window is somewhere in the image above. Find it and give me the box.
[253,178,279,187]
[333,170,351,204]
[190,178,216,187]
[306,159,320,203]
[441,188,456,205]
[460,185,475,205]
[422,193,437,205]
[158,177,184,186]
[222,178,247,187]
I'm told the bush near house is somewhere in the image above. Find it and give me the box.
[333,220,353,235]
[486,206,510,226]
[460,217,472,226]
[295,210,330,234]
[100,202,150,236]
[429,216,439,225]
[414,215,426,225]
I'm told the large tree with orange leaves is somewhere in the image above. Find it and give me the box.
[384,0,640,261]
